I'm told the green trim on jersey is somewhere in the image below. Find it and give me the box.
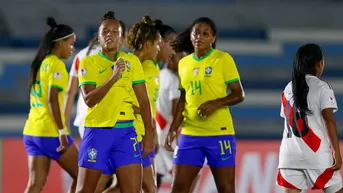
[49,84,64,91]
[132,80,146,85]
[98,51,119,62]
[225,78,240,85]
[79,81,96,87]
[192,48,214,61]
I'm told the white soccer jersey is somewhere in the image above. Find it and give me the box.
[70,45,101,128]
[155,68,180,145]
[278,75,338,169]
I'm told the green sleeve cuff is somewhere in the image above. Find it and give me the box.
[225,78,240,85]
[132,80,146,85]
[49,84,64,91]
[79,81,96,87]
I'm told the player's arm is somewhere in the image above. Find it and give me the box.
[320,86,341,169]
[169,88,185,133]
[48,61,68,133]
[217,54,244,106]
[170,78,181,116]
[80,58,124,108]
[64,57,79,129]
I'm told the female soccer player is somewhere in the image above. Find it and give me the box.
[101,15,161,193]
[277,43,343,193]
[64,19,127,139]
[75,11,154,193]
[154,20,176,65]
[23,17,78,193]
[164,17,245,193]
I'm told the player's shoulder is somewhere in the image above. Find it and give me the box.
[307,75,333,91]
[211,49,233,60]
[46,55,65,68]
[179,53,193,64]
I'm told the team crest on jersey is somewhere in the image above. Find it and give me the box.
[125,60,131,70]
[193,67,200,76]
[88,148,98,162]
[80,68,87,76]
[54,71,61,79]
[205,66,212,76]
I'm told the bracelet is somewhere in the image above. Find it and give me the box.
[59,129,67,135]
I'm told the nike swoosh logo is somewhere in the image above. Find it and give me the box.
[221,157,230,161]
[99,69,107,74]
[134,154,140,158]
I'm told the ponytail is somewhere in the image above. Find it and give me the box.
[292,43,323,118]
[86,35,98,56]
[29,17,74,91]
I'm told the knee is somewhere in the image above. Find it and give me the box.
[76,186,94,193]
[27,177,47,192]
[217,183,234,193]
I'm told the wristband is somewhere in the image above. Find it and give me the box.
[59,129,67,135]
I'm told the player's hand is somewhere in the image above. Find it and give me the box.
[197,99,223,118]
[57,134,68,153]
[165,130,178,152]
[112,58,125,79]
[332,152,342,170]
[141,132,154,158]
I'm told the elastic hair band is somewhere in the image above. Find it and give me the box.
[52,33,74,42]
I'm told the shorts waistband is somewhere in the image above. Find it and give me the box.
[85,120,134,129]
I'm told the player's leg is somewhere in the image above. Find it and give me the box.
[76,128,114,193]
[103,180,121,193]
[305,169,343,193]
[204,135,237,192]
[23,136,51,193]
[171,134,204,193]
[95,174,112,193]
[56,136,78,193]
[112,127,143,193]
[277,169,306,193]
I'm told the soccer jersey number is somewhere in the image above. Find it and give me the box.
[31,81,43,107]
[190,80,202,95]
[219,140,232,155]
[282,93,321,152]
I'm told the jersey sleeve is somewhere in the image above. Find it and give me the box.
[48,59,68,91]
[221,53,240,84]
[129,55,146,85]
[78,57,97,87]
[319,84,338,112]
[169,75,181,100]
[70,55,80,77]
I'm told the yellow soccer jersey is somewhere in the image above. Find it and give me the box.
[178,48,240,136]
[23,54,69,137]
[78,51,145,127]
[130,59,160,141]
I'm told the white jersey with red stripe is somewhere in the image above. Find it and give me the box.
[70,45,101,129]
[155,68,180,145]
[278,75,338,169]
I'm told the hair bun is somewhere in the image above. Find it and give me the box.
[154,19,163,27]
[46,17,58,28]
[102,11,116,21]
[141,15,153,26]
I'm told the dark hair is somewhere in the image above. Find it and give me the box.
[292,43,323,118]
[87,11,118,55]
[29,17,74,91]
[119,20,126,38]
[126,16,160,50]
[154,19,176,40]
[171,17,217,54]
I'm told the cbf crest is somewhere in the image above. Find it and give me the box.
[88,148,98,162]
[125,60,131,72]
[205,67,212,75]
